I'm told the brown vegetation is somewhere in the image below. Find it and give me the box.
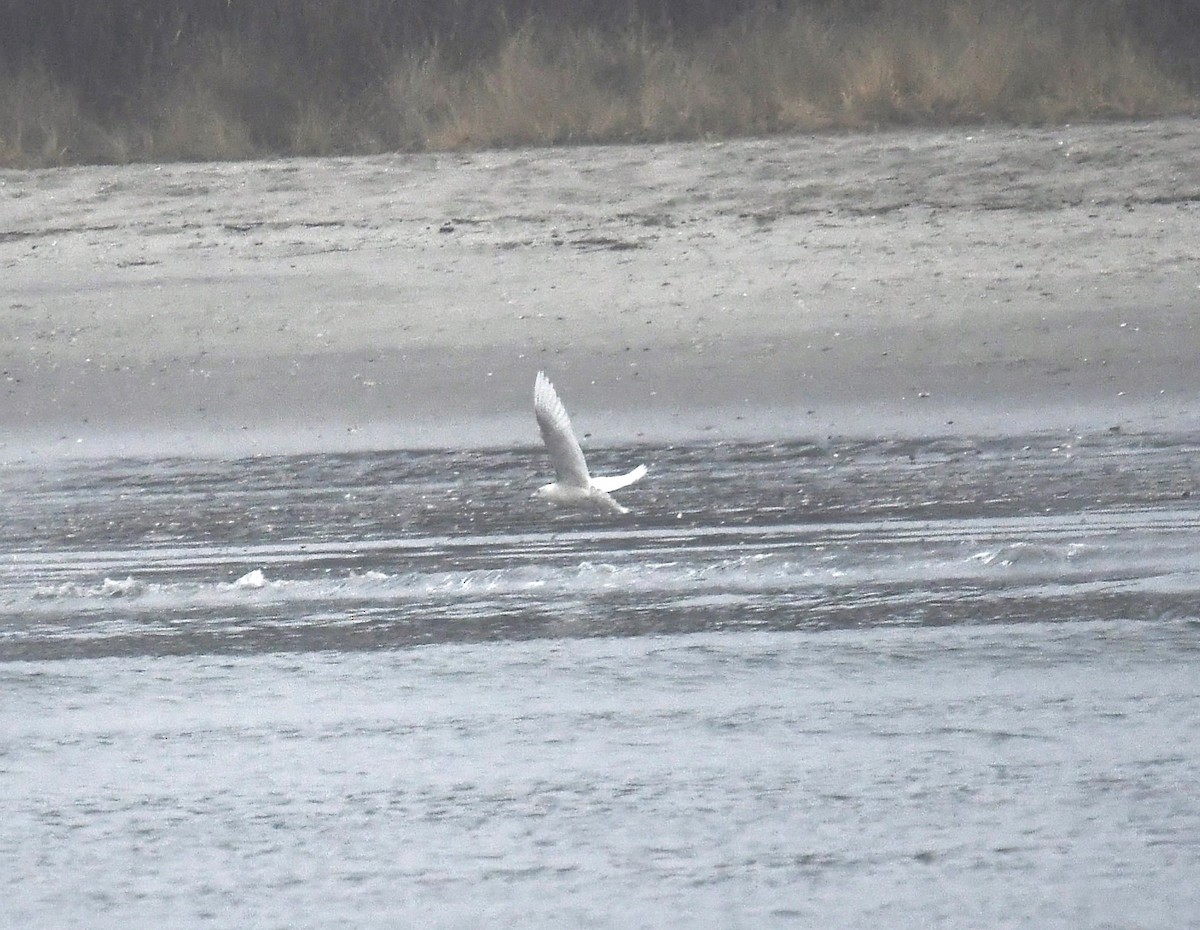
[0,0,1197,167]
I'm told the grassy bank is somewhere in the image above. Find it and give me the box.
[1,0,1196,167]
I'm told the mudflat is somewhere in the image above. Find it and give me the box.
[1,117,1197,459]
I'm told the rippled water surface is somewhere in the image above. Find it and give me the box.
[3,434,1199,928]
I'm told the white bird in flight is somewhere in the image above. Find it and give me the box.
[534,371,647,515]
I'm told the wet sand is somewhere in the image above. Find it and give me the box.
[1,118,1197,459]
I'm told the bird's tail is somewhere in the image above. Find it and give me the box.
[591,463,647,493]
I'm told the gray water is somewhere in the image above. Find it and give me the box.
[2,433,1199,928]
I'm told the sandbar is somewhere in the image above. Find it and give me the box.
[1,118,1197,459]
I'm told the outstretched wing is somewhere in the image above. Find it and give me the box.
[534,371,591,488]
[590,463,647,493]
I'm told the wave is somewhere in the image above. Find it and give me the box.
[3,436,1199,658]
[6,523,1186,621]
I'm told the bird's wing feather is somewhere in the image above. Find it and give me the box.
[590,463,647,493]
[535,372,591,488]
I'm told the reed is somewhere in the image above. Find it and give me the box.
[0,0,1195,167]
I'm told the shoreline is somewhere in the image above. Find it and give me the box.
[2,118,1198,460]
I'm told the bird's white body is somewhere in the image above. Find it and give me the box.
[534,371,647,515]
[535,464,648,514]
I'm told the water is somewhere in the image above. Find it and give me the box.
[3,433,1199,928]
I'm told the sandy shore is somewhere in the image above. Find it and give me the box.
[1,118,1197,459]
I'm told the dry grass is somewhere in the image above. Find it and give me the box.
[834,4,1189,123]
[0,0,1195,167]
[0,65,124,165]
